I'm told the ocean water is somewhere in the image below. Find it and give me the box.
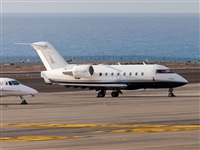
[1,13,199,62]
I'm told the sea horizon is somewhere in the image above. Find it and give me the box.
[1,13,199,62]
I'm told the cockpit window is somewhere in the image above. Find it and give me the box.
[156,69,174,74]
[11,80,20,85]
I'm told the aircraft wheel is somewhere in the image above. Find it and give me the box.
[21,100,28,105]
[111,92,119,97]
[20,96,28,104]
[97,91,106,97]
[168,93,175,97]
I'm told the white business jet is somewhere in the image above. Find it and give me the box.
[0,78,38,104]
[19,42,188,97]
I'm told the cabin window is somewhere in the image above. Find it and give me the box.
[99,73,102,76]
[156,69,174,74]
[141,72,144,76]
[135,72,138,76]
[129,72,132,76]
[123,73,126,76]
[111,73,114,76]
[105,73,108,76]
[9,81,13,85]
[117,73,120,76]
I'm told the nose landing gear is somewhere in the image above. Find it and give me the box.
[20,96,28,104]
[168,88,176,97]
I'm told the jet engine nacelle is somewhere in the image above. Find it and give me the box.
[73,65,94,78]
[63,65,94,78]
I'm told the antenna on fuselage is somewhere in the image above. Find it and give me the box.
[117,62,121,65]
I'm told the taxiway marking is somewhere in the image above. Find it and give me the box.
[1,123,200,130]
[1,123,200,142]
[0,136,84,142]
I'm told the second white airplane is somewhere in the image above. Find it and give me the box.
[19,42,188,97]
[0,78,38,104]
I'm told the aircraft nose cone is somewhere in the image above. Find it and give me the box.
[179,76,188,85]
[24,86,38,95]
[31,88,38,95]
[183,79,188,84]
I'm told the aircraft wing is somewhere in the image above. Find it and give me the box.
[53,83,127,89]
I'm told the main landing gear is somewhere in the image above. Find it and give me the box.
[97,89,122,98]
[111,90,122,97]
[20,96,28,104]
[168,88,176,97]
[97,89,106,97]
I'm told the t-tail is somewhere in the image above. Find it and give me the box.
[18,42,68,70]
[31,42,68,70]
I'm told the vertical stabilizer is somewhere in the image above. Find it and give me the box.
[31,42,67,70]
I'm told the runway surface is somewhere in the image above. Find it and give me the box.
[0,83,200,150]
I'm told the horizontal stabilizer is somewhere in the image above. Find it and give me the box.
[15,43,32,45]
[16,42,48,47]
